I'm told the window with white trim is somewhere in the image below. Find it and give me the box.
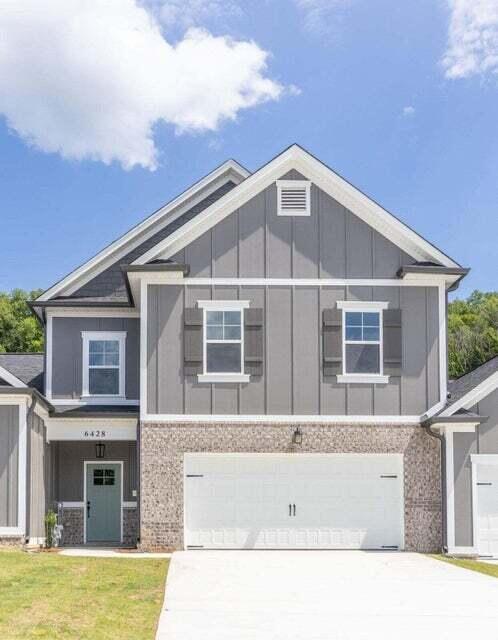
[276,180,311,216]
[337,301,389,383]
[82,332,126,397]
[344,311,381,374]
[197,301,250,383]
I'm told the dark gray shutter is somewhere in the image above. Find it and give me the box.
[383,309,402,376]
[323,308,342,377]
[244,308,264,376]
[184,308,203,376]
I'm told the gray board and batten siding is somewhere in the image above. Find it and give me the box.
[171,171,417,279]
[27,412,52,540]
[147,283,440,417]
[51,441,137,503]
[453,387,498,547]
[51,318,139,399]
[0,405,19,528]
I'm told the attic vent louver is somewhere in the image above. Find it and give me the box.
[277,180,311,216]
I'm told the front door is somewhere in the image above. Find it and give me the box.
[86,463,121,543]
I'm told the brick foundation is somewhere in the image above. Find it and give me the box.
[0,536,24,547]
[60,506,138,547]
[61,508,84,546]
[139,422,442,553]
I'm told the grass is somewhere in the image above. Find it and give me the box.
[432,554,498,579]
[0,549,169,639]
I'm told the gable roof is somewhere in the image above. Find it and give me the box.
[35,159,249,304]
[442,356,498,416]
[134,144,461,269]
[0,353,44,392]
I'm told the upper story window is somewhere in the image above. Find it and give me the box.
[276,180,311,216]
[197,301,250,383]
[82,331,126,397]
[336,301,389,384]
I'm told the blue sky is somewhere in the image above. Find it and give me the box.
[1,0,497,298]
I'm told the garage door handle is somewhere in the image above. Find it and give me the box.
[477,482,492,486]
[289,504,292,516]
[293,504,296,516]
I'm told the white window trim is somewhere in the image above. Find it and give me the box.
[197,301,250,384]
[81,331,126,399]
[337,301,389,384]
[276,180,311,216]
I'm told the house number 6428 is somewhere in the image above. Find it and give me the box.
[83,430,107,438]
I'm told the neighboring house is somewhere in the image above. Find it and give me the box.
[0,144,494,556]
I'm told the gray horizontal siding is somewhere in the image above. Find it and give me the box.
[0,405,19,527]
[147,284,440,416]
[51,317,139,399]
[172,172,415,279]
[52,441,137,502]
[453,387,498,547]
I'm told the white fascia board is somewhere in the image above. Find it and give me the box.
[46,419,137,442]
[45,308,139,318]
[36,160,249,302]
[441,370,498,417]
[134,145,459,269]
[141,413,422,425]
[0,365,27,388]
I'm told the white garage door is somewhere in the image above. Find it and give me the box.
[184,454,404,550]
[475,463,498,557]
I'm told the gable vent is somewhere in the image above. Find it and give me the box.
[277,180,311,216]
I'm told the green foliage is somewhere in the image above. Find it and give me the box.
[44,510,57,548]
[0,289,44,353]
[448,290,498,379]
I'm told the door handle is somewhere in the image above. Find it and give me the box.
[87,500,90,518]
[293,504,296,517]
[289,503,292,516]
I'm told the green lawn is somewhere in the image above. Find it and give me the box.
[0,550,169,639]
[432,554,498,579]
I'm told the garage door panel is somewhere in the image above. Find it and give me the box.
[475,463,498,557]
[185,454,404,550]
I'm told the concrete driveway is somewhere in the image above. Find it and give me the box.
[156,551,498,640]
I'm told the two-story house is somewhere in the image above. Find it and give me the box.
[1,145,497,557]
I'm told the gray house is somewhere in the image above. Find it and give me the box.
[0,144,495,556]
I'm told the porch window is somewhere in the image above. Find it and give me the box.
[82,331,126,397]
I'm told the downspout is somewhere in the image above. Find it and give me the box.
[422,419,447,553]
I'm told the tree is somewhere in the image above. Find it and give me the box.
[448,290,498,379]
[0,289,44,353]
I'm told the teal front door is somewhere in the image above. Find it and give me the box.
[86,463,121,543]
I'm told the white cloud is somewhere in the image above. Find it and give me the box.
[0,0,285,170]
[145,0,243,31]
[294,0,352,37]
[442,0,498,79]
[403,106,416,116]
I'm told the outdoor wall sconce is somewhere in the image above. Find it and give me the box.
[95,442,106,459]
[292,427,303,446]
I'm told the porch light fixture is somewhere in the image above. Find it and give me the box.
[95,442,106,459]
[292,427,303,446]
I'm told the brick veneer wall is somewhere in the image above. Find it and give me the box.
[0,536,24,547]
[60,506,138,547]
[139,422,442,552]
